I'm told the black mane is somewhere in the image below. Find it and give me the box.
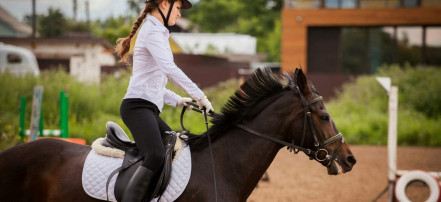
[187,68,286,151]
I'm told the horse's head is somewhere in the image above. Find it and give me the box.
[281,68,356,175]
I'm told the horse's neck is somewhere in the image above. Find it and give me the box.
[192,121,282,200]
[187,94,295,201]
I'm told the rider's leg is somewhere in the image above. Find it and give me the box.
[158,117,172,139]
[120,98,165,202]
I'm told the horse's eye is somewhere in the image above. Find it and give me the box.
[320,115,329,121]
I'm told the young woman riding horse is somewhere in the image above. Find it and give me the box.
[114,0,213,201]
[0,68,356,201]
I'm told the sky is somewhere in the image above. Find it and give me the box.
[0,0,131,22]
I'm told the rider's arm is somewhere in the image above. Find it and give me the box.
[164,89,181,107]
[144,30,204,101]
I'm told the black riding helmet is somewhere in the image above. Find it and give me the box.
[146,0,192,28]
[180,0,192,9]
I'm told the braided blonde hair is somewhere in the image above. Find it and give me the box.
[114,1,161,64]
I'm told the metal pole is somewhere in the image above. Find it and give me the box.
[387,86,398,202]
[60,91,69,138]
[65,93,69,137]
[39,104,43,137]
[31,0,36,49]
[19,96,26,142]
[86,0,91,34]
[73,0,77,22]
[422,25,427,65]
[32,0,36,38]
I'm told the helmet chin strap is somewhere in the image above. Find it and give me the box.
[158,0,175,30]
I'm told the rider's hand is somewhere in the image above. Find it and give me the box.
[177,97,192,110]
[197,95,214,114]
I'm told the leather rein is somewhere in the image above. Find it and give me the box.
[180,72,345,168]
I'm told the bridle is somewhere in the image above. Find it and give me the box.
[179,70,345,167]
[236,71,345,167]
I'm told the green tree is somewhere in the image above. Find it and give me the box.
[68,20,90,32]
[187,0,282,62]
[128,0,145,16]
[91,16,132,45]
[90,0,143,45]
[38,8,68,37]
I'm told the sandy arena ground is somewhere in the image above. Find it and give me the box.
[248,145,441,202]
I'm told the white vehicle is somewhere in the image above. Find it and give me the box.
[0,43,39,76]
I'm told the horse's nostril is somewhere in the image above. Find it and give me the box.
[346,155,356,166]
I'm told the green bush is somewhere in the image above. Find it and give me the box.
[327,65,441,146]
[0,70,129,150]
[0,69,236,151]
[378,65,441,118]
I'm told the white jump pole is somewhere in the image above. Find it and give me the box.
[387,86,398,202]
[376,77,399,202]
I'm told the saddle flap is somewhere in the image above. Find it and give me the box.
[113,133,178,201]
[153,133,177,198]
[106,121,136,150]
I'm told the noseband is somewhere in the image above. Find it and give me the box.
[236,72,345,167]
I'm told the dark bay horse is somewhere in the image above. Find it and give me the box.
[0,68,356,202]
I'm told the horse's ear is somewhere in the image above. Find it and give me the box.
[296,69,312,95]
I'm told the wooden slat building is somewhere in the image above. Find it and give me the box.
[282,0,441,98]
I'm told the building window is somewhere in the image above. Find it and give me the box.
[324,0,357,8]
[325,0,340,8]
[340,27,369,74]
[7,53,22,64]
[426,26,441,65]
[396,26,423,65]
[308,26,441,74]
[403,0,420,7]
[284,0,437,8]
[342,0,357,8]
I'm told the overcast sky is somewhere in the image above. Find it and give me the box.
[0,0,131,21]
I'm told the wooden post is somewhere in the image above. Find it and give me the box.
[29,86,43,141]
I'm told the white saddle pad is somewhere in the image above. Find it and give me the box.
[82,145,192,202]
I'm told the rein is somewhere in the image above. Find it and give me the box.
[180,102,218,202]
[180,95,343,168]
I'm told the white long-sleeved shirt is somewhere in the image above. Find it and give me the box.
[124,14,204,112]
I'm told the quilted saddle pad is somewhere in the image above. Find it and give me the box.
[82,144,192,202]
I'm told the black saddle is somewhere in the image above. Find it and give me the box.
[102,122,136,150]
[103,121,177,202]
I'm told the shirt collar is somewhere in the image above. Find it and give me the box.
[146,14,168,34]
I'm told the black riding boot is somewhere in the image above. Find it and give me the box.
[121,166,155,202]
